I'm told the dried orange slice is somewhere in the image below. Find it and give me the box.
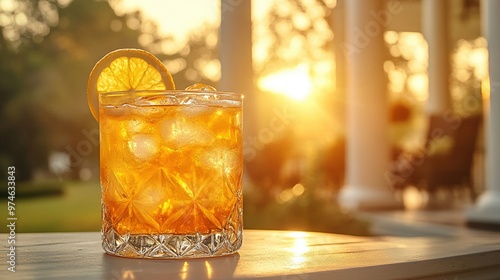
[87,48,175,121]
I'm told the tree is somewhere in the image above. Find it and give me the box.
[0,0,223,181]
[0,0,152,180]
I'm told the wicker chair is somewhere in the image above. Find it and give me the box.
[390,113,482,202]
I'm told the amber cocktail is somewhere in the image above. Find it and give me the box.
[99,90,243,258]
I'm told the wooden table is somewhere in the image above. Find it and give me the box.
[2,229,500,279]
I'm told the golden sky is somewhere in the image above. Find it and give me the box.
[111,0,272,47]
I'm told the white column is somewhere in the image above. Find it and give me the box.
[423,0,451,114]
[219,0,256,137]
[466,0,500,226]
[339,0,403,209]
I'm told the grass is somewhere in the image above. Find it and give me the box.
[1,181,101,233]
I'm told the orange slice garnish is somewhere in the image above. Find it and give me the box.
[87,48,175,121]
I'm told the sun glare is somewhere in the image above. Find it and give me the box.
[111,0,219,50]
[258,64,313,101]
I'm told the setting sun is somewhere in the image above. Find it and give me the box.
[258,64,313,101]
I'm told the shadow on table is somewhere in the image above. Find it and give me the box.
[102,252,240,280]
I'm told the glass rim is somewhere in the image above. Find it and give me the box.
[100,89,243,100]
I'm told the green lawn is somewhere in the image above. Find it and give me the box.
[1,181,101,233]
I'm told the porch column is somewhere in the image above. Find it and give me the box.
[339,0,402,209]
[219,0,256,137]
[467,0,500,226]
[422,0,451,114]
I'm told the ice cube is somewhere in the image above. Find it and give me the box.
[185,83,216,91]
[131,106,167,122]
[235,111,242,127]
[160,119,213,149]
[182,105,212,117]
[128,134,159,160]
[200,146,240,172]
[101,105,131,118]
[135,94,179,105]
[129,96,169,120]
[127,118,145,133]
[177,93,213,106]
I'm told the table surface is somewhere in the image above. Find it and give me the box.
[2,229,500,280]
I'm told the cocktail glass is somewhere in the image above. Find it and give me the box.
[99,89,243,258]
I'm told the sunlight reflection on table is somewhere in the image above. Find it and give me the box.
[286,231,311,269]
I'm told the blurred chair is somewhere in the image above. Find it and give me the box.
[390,113,482,203]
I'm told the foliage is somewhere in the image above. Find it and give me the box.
[244,184,371,236]
[153,26,220,89]
[0,0,142,180]
[255,0,335,74]
[0,0,219,181]
[243,131,369,235]
[0,179,63,198]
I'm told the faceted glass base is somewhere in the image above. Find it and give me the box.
[102,228,242,259]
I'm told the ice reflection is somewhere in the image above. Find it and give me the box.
[102,252,239,280]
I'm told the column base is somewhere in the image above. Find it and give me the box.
[466,190,500,227]
[339,185,404,210]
